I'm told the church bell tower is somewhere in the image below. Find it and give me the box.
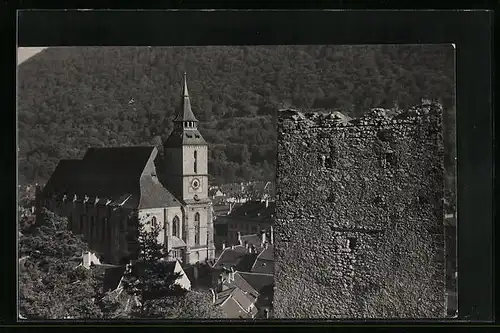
[163,73,215,263]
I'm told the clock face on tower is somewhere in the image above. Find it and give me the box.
[191,178,201,190]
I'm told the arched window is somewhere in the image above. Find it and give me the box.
[151,216,157,228]
[172,216,180,237]
[194,212,201,245]
[194,150,198,173]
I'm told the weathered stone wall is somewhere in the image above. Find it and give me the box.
[274,105,445,318]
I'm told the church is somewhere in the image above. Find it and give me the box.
[37,74,216,265]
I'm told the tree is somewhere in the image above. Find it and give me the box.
[122,218,181,302]
[241,144,251,165]
[19,209,104,319]
[136,290,227,319]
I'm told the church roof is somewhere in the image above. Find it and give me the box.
[43,159,82,194]
[173,73,198,122]
[139,175,180,209]
[44,146,179,210]
[163,129,207,148]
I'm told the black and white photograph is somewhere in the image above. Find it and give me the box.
[17,44,456,320]
[273,45,456,319]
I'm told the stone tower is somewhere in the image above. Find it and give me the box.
[163,73,215,264]
[274,105,446,318]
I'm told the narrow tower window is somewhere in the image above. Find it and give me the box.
[195,212,201,245]
[193,150,198,173]
[194,150,198,173]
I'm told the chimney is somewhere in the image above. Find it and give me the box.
[270,226,274,245]
[261,230,266,246]
[245,242,249,251]
[237,232,242,246]
[222,242,226,250]
[230,267,235,282]
[209,288,216,304]
[82,251,91,269]
[265,243,269,250]
[265,199,269,208]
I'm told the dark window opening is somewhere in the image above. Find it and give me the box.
[151,216,157,228]
[194,150,198,173]
[320,154,334,169]
[377,129,392,142]
[386,152,397,167]
[418,195,429,205]
[347,237,357,251]
[195,213,201,245]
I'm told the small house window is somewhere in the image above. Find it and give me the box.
[151,216,157,228]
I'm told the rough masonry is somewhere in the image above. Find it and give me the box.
[274,104,446,318]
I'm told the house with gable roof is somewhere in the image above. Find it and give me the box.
[209,228,274,318]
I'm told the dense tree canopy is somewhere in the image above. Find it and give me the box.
[19,209,103,319]
[17,45,455,186]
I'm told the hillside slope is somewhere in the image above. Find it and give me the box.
[17,45,455,185]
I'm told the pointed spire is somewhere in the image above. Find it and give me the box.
[182,72,189,97]
[174,72,198,123]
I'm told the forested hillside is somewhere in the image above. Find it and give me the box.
[17,45,455,186]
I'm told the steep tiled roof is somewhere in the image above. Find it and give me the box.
[251,259,274,275]
[228,200,275,221]
[212,246,247,269]
[230,272,259,300]
[103,266,126,292]
[44,146,180,210]
[240,234,262,249]
[231,287,255,313]
[221,297,251,319]
[170,236,187,249]
[237,272,274,295]
[217,287,257,319]
[212,246,257,272]
[139,175,180,209]
[173,74,198,122]
[43,159,81,194]
[215,288,234,306]
[213,205,231,216]
[163,129,207,148]
[257,244,274,262]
